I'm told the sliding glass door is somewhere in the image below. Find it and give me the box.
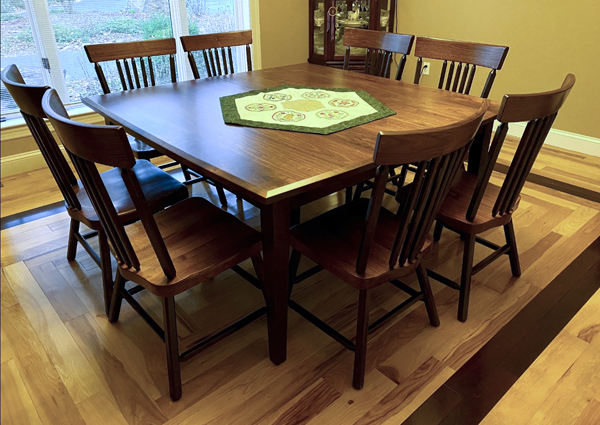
[1,0,250,117]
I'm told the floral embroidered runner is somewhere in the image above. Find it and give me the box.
[220,85,396,135]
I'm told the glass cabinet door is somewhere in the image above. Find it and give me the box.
[312,1,326,56]
[309,0,396,69]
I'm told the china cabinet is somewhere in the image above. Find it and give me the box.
[309,0,396,69]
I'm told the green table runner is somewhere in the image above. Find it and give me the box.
[220,84,396,135]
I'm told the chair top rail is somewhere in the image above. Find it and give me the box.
[374,100,490,165]
[180,30,252,52]
[42,90,136,169]
[414,37,509,70]
[85,38,177,63]
[1,64,49,118]
[343,28,414,55]
[497,74,576,123]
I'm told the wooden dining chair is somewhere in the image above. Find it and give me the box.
[413,37,509,98]
[341,29,415,203]
[1,64,189,316]
[428,74,576,322]
[84,38,229,205]
[289,101,489,389]
[343,28,414,80]
[180,30,253,78]
[42,88,265,401]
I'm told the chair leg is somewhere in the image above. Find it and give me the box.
[433,221,444,242]
[163,296,182,401]
[98,230,113,317]
[352,289,370,389]
[290,208,301,227]
[67,219,80,261]
[416,263,440,327]
[251,254,265,285]
[353,182,365,201]
[180,164,192,181]
[345,186,353,203]
[288,249,302,297]
[108,272,126,323]
[458,234,476,322]
[504,220,521,277]
[215,183,228,206]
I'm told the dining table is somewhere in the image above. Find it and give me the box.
[82,62,499,366]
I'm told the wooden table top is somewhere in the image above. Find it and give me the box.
[83,63,496,205]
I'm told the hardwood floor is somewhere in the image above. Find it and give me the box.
[1,142,600,425]
[481,261,600,425]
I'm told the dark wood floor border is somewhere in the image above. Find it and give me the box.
[494,163,600,204]
[402,236,600,425]
[0,201,65,230]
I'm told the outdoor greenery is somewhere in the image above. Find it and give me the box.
[1,14,20,22]
[3,13,203,52]
[95,17,140,34]
[53,24,84,44]
[1,0,236,114]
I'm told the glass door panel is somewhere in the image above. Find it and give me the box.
[45,0,174,103]
[1,2,46,115]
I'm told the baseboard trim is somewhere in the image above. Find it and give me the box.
[0,149,59,178]
[1,111,103,178]
[496,122,600,157]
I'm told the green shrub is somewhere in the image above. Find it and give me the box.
[140,14,172,40]
[1,14,20,21]
[15,28,33,43]
[188,16,199,35]
[96,17,140,35]
[53,24,82,43]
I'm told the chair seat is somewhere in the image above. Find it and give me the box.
[290,198,431,290]
[70,159,188,228]
[437,169,520,234]
[128,136,163,160]
[119,197,262,297]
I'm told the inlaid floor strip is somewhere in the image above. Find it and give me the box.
[495,163,600,204]
[403,236,600,425]
[0,201,65,230]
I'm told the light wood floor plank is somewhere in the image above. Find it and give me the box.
[1,268,17,310]
[76,392,129,425]
[30,262,89,322]
[1,304,87,425]
[302,368,397,425]
[1,359,44,425]
[480,332,589,425]
[3,262,103,404]
[483,288,600,425]
[380,366,456,425]
[65,313,168,425]
[527,342,600,425]
[573,398,600,425]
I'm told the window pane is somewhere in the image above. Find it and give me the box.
[186,0,241,78]
[45,0,174,102]
[1,3,46,115]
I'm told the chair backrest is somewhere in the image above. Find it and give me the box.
[84,38,177,94]
[180,30,252,79]
[356,100,489,273]
[413,37,509,98]
[343,29,414,81]
[465,74,575,221]
[42,89,176,279]
[1,64,81,211]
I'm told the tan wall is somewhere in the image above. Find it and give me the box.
[258,0,308,69]
[397,0,600,138]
